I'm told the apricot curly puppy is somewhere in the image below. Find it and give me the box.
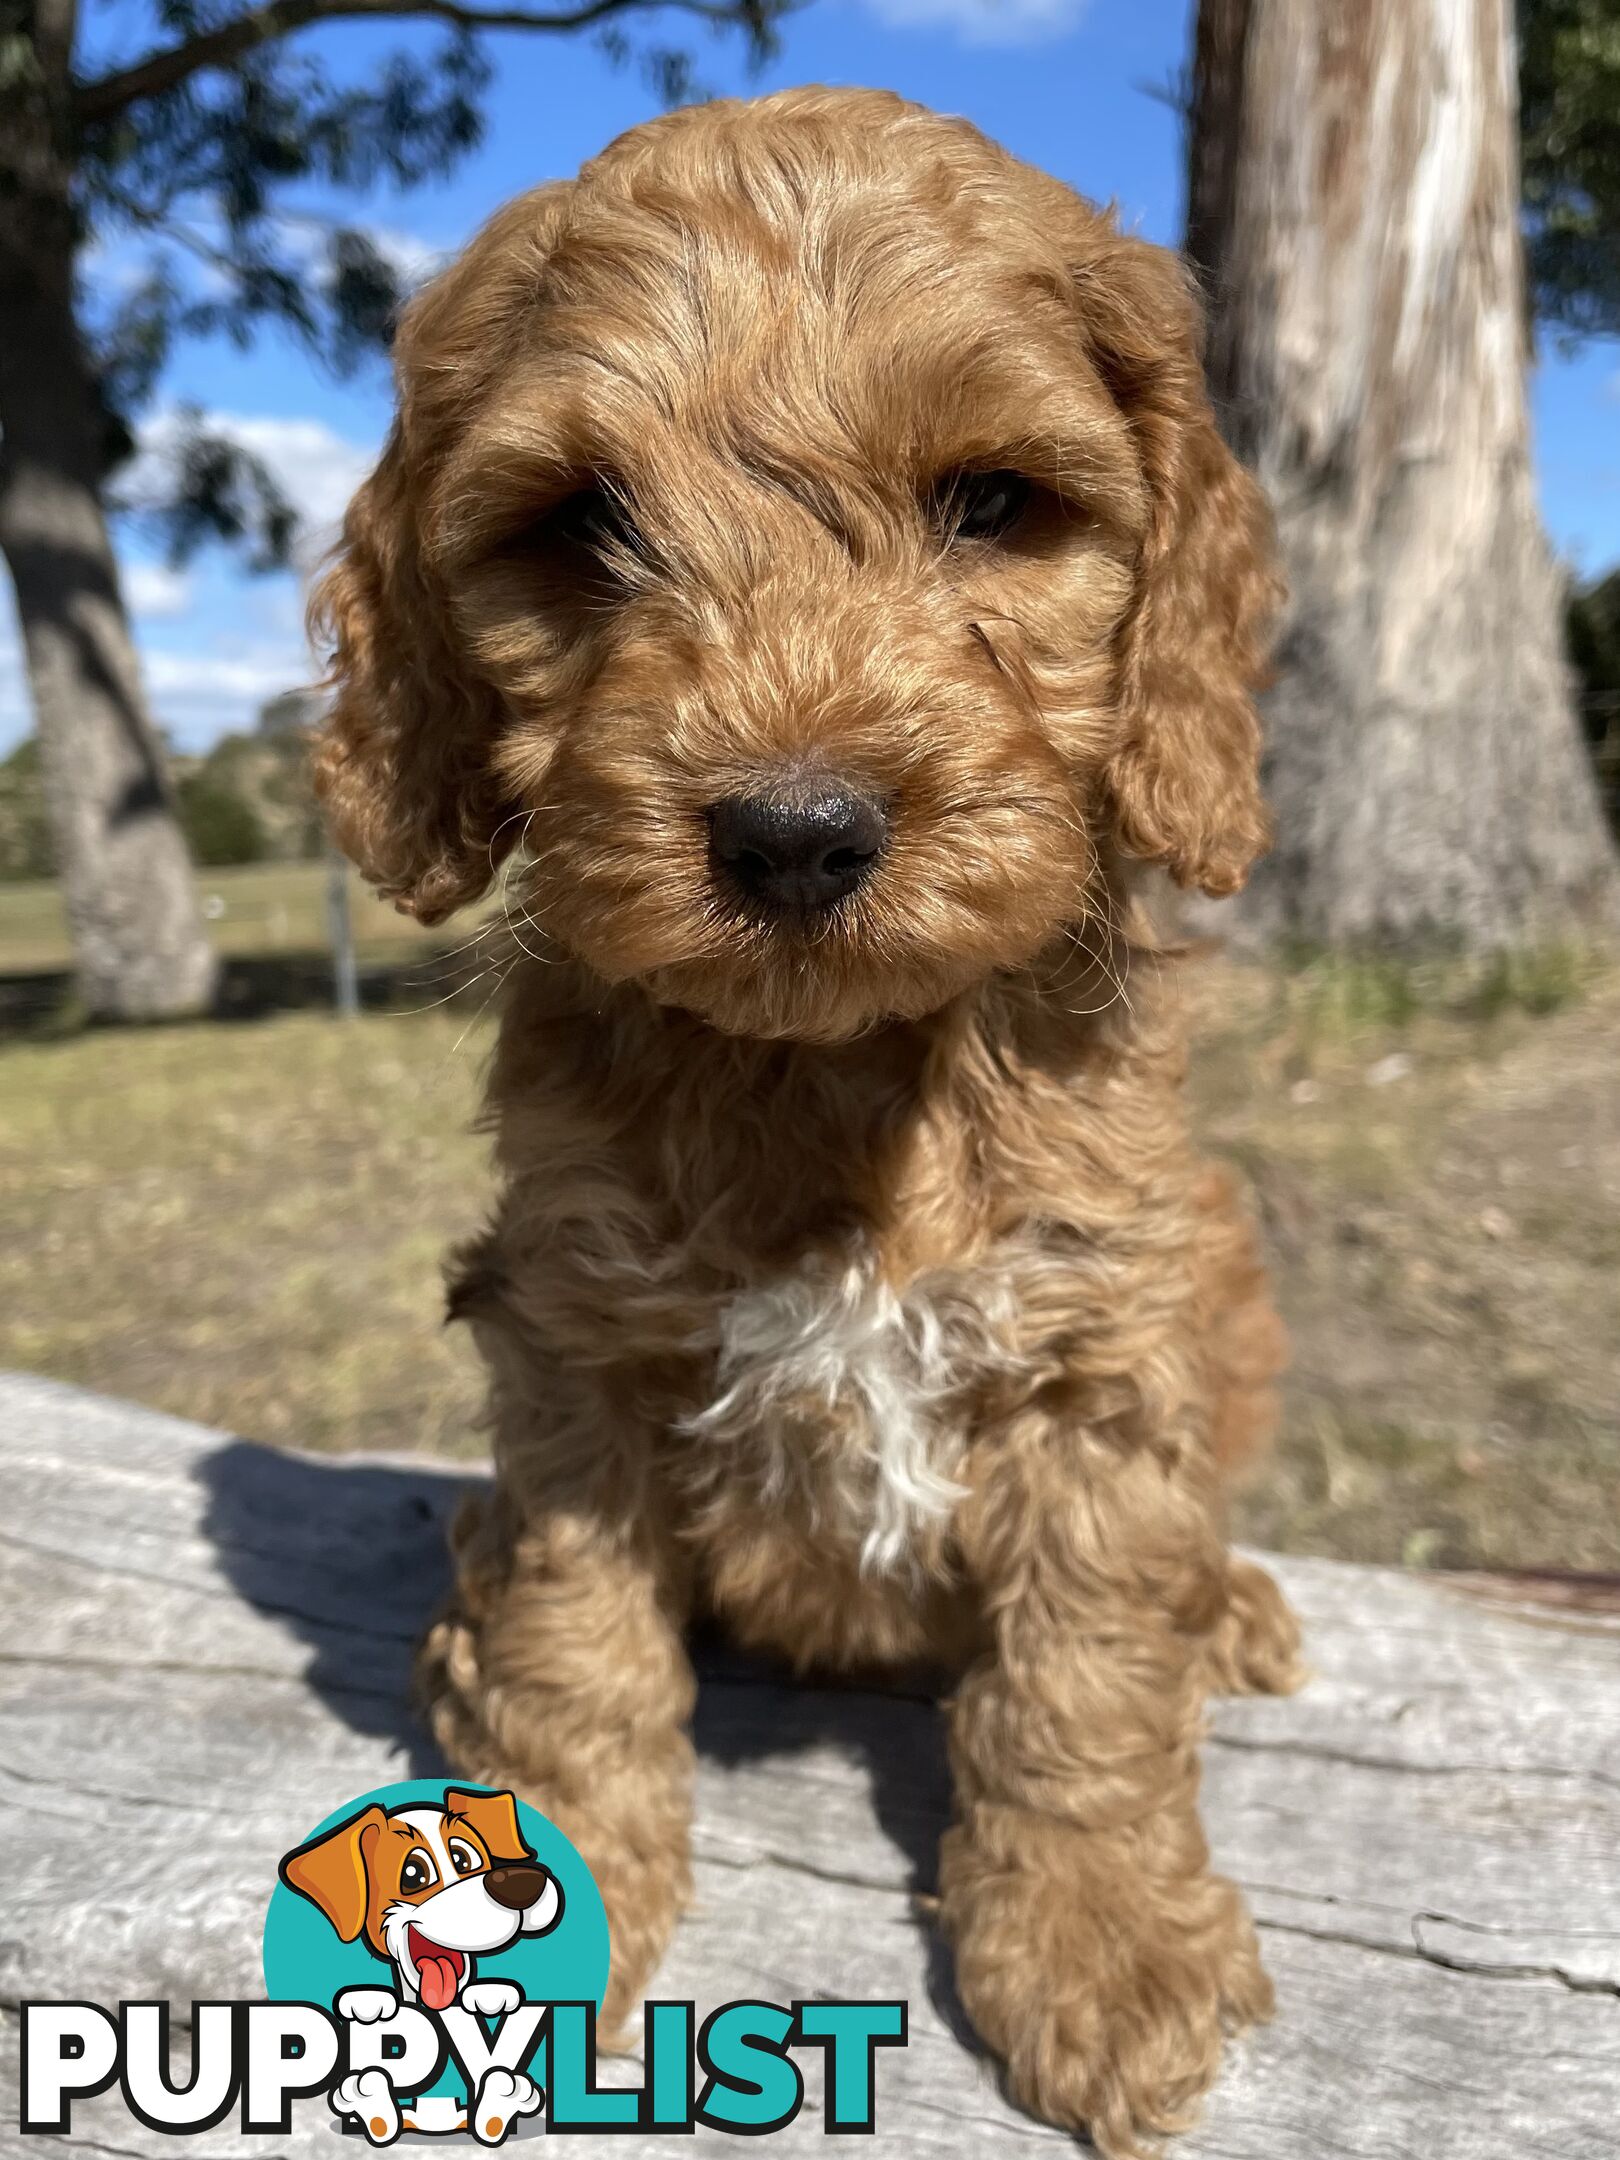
[313,86,1304,2156]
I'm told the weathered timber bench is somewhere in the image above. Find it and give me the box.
[2,1372,1617,2157]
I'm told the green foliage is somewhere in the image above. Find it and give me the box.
[72,0,789,569]
[0,743,56,883]
[1566,565,1620,825]
[201,724,327,859]
[176,770,269,866]
[117,405,299,571]
[79,20,496,563]
[168,724,326,871]
[1,719,329,881]
[1520,0,1620,338]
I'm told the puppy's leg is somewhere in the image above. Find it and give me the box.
[939,1411,1268,2159]
[1203,1552,1304,1699]
[1189,1165,1303,1698]
[417,1408,695,2039]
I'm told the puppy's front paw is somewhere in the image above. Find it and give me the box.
[331,2067,400,2145]
[941,1826,1270,2159]
[472,2066,542,2145]
[335,1986,399,2024]
[461,1979,522,2017]
[1204,1556,1306,1699]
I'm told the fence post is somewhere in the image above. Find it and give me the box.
[326,846,359,1018]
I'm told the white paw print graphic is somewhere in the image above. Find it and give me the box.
[331,2066,400,2145]
[335,1987,400,2024]
[460,1979,523,2018]
[472,2066,542,2145]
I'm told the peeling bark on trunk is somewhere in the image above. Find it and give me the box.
[1188,0,1617,950]
[0,0,216,1019]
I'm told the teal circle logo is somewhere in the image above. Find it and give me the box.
[263,1779,609,2020]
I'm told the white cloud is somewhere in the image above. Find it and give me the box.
[217,413,378,540]
[79,231,159,297]
[861,0,1088,42]
[123,406,380,555]
[84,212,443,311]
[0,633,308,755]
[0,596,27,754]
[0,552,308,754]
[124,561,193,619]
[269,213,444,294]
[144,648,310,708]
[357,223,446,289]
[140,640,316,749]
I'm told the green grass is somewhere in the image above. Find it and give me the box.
[1266,940,1601,1050]
[0,1008,494,1454]
[0,860,447,975]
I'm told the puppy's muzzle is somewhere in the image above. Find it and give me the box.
[709,780,887,911]
[485,1863,553,1912]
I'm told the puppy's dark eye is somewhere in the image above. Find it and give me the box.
[400,1849,436,1894]
[548,481,639,555]
[932,469,1032,544]
[448,1839,481,1876]
[501,479,641,568]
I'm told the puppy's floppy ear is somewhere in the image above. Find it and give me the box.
[1077,230,1281,897]
[279,1804,387,1942]
[446,1786,533,1865]
[311,184,573,924]
[310,428,511,926]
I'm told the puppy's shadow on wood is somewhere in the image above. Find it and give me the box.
[193,1437,465,1774]
[194,1439,977,2049]
[689,1629,981,2053]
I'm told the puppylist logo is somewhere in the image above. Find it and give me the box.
[17,1779,907,2143]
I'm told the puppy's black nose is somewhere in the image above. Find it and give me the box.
[485,1864,550,1912]
[709,783,887,909]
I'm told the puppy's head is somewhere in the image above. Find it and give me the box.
[314,88,1279,1042]
[279,1788,561,2007]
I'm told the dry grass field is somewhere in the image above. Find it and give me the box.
[1188,950,1619,1569]
[0,1005,493,1455]
[1,880,1615,1571]
[0,859,441,975]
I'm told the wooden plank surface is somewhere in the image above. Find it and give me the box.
[1,1372,1616,2157]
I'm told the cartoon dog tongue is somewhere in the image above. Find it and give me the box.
[414,1943,462,2011]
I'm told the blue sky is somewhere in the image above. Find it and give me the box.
[3,0,1617,754]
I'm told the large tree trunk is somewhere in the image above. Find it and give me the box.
[1188,0,1618,950]
[0,0,217,1019]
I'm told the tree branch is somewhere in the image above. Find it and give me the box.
[75,0,761,125]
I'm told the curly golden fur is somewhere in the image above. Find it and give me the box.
[312,86,1304,2156]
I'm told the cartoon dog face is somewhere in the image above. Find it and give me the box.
[280,1788,562,2010]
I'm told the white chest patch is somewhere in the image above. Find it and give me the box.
[683,1249,1012,1574]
